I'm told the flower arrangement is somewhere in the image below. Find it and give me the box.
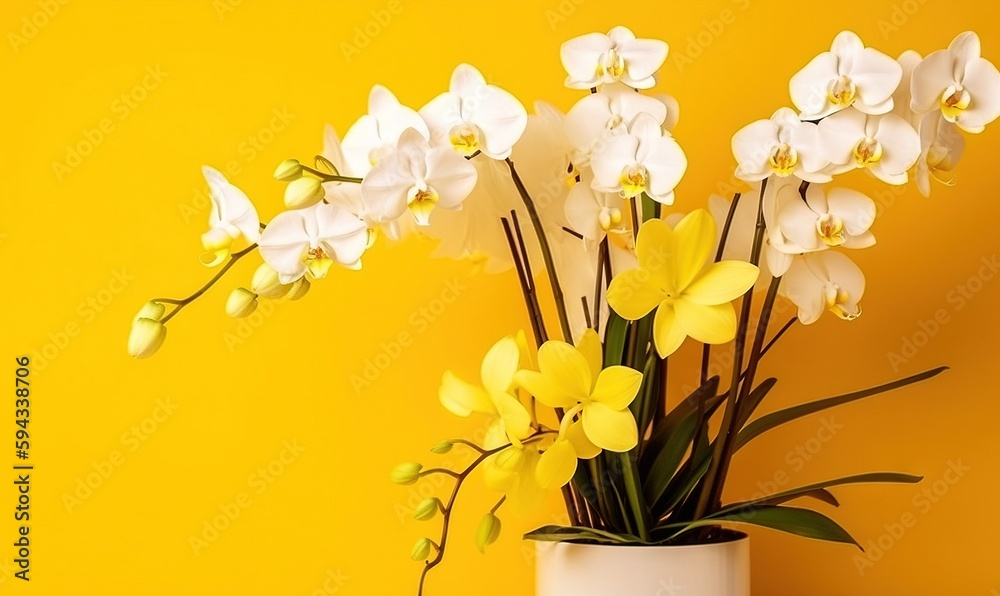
[130,25,999,595]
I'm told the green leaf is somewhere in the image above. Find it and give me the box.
[641,376,720,471]
[650,449,712,520]
[721,472,922,512]
[524,525,644,544]
[735,367,948,452]
[733,377,777,431]
[642,412,697,506]
[603,311,629,366]
[661,505,860,548]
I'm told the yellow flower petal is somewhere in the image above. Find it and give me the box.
[484,419,510,450]
[607,268,664,321]
[653,301,687,358]
[567,420,601,460]
[481,336,521,396]
[591,365,643,410]
[576,328,604,390]
[514,370,578,409]
[582,402,638,452]
[439,371,495,417]
[537,341,592,401]
[636,219,676,292]
[673,209,716,291]
[536,440,578,489]
[493,392,533,442]
[684,260,760,305]
[675,298,738,344]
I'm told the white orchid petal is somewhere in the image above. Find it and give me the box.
[958,57,1000,131]
[561,33,615,88]
[425,148,478,209]
[910,49,958,114]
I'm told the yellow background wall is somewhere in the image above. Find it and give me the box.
[1,0,997,594]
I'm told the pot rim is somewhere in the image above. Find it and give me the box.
[533,530,749,551]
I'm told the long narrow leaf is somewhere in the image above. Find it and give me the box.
[734,377,777,431]
[641,376,720,471]
[660,505,860,548]
[603,312,628,366]
[735,367,948,452]
[524,525,644,544]
[721,472,922,512]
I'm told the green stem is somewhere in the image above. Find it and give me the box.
[505,158,574,342]
[695,179,768,518]
[299,164,363,184]
[618,452,650,541]
[710,275,782,505]
[159,243,259,324]
[701,193,742,386]
[416,432,551,595]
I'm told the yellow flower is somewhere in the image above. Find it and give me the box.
[482,440,548,512]
[438,332,533,448]
[516,329,641,489]
[606,210,759,358]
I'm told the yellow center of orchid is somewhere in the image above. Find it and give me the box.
[598,207,623,231]
[815,213,846,246]
[619,164,648,198]
[852,137,883,168]
[940,84,971,123]
[304,246,334,279]
[449,123,482,156]
[825,285,861,321]
[768,143,799,176]
[599,48,626,80]
[407,186,440,226]
[828,75,857,107]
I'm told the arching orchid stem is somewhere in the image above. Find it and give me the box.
[505,158,575,343]
[298,164,363,184]
[417,432,554,596]
[158,243,259,325]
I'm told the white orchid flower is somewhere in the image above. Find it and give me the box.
[322,125,416,241]
[200,166,260,267]
[790,31,901,120]
[258,202,369,284]
[915,112,966,197]
[360,128,478,227]
[420,64,527,160]
[341,85,429,176]
[561,26,668,90]
[564,182,626,244]
[817,108,920,184]
[426,156,524,273]
[766,182,876,265]
[732,108,830,183]
[590,113,687,205]
[910,31,1000,134]
[891,51,923,129]
[780,251,865,324]
[564,83,669,165]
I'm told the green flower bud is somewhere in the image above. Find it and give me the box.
[475,513,501,554]
[225,288,258,318]
[273,158,303,181]
[390,462,423,485]
[413,498,441,521]
[134,301,166,323]
[251,263,291,299]
[410,537,432,561]
[285,277,310,301]
[128,318,166,359]
[284,176,324,209]
[430,440,454,454]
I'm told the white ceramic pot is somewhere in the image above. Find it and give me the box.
[535,532,750,596]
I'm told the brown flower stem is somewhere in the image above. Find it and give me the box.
[505,158,574,342]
